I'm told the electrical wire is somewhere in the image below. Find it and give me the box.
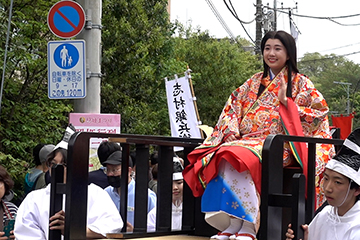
[204,0,237,42]
[298,50,360,63]
[223,0,256,44]
[265,6,360,19]
[265,6,360,26]
[319,42,360,52]
[0,0,14,117]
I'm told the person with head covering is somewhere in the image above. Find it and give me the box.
[147,158,184,232]
[14,124,123,239]
[103,150,157,232]
[0,165,17,239]
[286,128,360,240]
[88,141,121,189]
[32,144,56,191]
[183,30,335,240]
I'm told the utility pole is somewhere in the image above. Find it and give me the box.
[273,0,277,31]
[75,0,102,113]
[255,0,262,55]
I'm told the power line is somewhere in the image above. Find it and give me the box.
[265,6,360,26]
[298,50,360,63]
[204,0,237,42]
[265,6,360,20]
[223,0,256,44]
[319,42,360,53]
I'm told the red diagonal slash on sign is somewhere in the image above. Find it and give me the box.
[56,9,77,29]
[47,0,85,39]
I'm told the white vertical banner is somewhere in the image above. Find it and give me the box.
[165,76,202,140]
[290,20,299,43]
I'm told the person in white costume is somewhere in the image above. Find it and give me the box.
[14,125,123,239]
[286,128,360,240]
[147,157,184,231]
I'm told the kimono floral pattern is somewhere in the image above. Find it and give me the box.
[193,67,335,207]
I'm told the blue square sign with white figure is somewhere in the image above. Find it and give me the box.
[47,40,86,99]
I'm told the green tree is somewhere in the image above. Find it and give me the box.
[172,23,262,127]
[101,0,175,135]
[298,52,360,128]
[0,0,72,201]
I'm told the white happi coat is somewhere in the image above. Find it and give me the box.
[308,201,360,240]
[14,183,123,239]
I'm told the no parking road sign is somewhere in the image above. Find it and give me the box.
[48,40,86,99]
[48,0,85,39]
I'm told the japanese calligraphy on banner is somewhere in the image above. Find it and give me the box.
[165,76,201,139]
[69,113,121,171]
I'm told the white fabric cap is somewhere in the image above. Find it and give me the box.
[53,126,76,151]
[173,172,183,181]
[326,159,360,185]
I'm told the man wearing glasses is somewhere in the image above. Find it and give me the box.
[103,150,157,232]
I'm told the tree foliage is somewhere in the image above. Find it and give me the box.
[298,52,360,128]
[101,0,175,135]
[172,23,262,126]
[0,0,72,201]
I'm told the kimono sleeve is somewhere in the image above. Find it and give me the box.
[294,75,329,125]
[204,79,252,145]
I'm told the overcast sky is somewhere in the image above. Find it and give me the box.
[170,0,360,64]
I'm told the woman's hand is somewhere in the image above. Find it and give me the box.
[49,210,65,235]
[224,134,237,143]
[278,77,288,107]
[0,230,15,239]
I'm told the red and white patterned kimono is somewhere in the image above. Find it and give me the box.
[183,67,335,231]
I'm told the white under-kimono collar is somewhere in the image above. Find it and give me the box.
[269,69,275,80]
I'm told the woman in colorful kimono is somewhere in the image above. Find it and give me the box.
[182,30,335,240]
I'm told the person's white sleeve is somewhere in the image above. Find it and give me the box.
[147,207,156,232]
[14,192,47,240]
[147,189,157,212]
[87,184,123,236]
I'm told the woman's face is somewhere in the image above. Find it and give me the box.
[263,38,289,76]
[49,151,67,183]
[0,181,5,199]
[172,179,183,205]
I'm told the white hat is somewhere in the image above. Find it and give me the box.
[326,128,360,185]
[53,124,76,151]
[173,156,184,181]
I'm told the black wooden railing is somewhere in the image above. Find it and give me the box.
[49,132,212,240]
[49,131,344,240]
[259,134,343,240]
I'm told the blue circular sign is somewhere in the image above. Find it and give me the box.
[53,43,79,69]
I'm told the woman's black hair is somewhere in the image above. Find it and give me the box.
[261,30,299,98]
[0,165,14,198]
